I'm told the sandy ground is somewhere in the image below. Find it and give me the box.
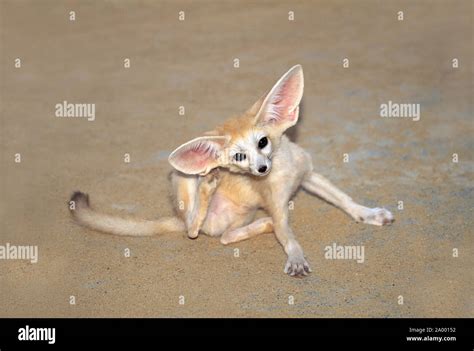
[1,0,472,317]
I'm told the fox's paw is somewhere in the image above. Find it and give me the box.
[284,255,312,277]
[187,228,199,239]
[200,168,220,195]
[69,191,90,212]
[356,207,394,226]
[207,168,221,183]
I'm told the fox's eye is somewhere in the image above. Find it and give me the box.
[234,153,246,162]
[258,137,268,149]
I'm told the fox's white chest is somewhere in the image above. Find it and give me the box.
[268,140,312,192]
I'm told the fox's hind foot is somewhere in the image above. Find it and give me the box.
[352,206,394,226]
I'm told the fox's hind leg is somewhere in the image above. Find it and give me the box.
[220,217,273,245]
[172,169,220,239]
[302,172,394,226]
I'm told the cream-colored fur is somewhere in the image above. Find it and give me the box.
[70,65,393,277]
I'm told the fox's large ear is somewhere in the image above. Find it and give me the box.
[254,65,304,132]
[168,136,228,175]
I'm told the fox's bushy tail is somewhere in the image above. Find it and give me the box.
[69,191,185,236]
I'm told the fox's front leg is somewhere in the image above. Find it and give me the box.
[269,204,311,277]
[186,169,220,239]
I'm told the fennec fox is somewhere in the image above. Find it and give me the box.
[70,65,394,277]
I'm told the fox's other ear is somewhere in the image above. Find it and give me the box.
[168,136,228,175]
[254,65,304,132]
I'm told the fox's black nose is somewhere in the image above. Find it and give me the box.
[258,165,268,174]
